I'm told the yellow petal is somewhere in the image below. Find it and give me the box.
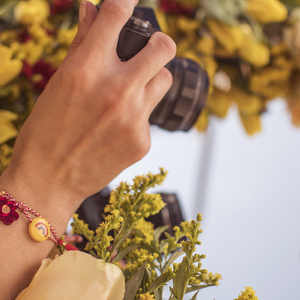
[16,251,125,300]
[206,19,244,53]
[207,88,232,118]
[84,0,101,5]
[0,59,23,87]
[194,108,209,131]
[240,113,261,135]
[246,0,288,24]
[0,110,18,122]
[238,25,270,67]
[0,110,18,144]
[0,45,12,67]
[14,0,50,25]
[230,86,263,115]
[0,123,18,144]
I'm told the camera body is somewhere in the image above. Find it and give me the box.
[96,2,209,131]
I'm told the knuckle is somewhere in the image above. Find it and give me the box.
[150,32,177,58]
[131,134,151,161]
[101,1,131,23]
[107,77,134,107]
[59,66,85,87]
[122,121,150,160]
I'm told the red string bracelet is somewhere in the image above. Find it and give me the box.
[0,190,78,251]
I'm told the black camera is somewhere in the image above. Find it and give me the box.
[117,7,209,132]
[97,2,209,131]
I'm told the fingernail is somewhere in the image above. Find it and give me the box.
[79,1,87,23]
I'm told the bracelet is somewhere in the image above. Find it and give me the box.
[0,190,78,250]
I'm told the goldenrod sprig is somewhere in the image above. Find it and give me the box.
[72,171,222,300]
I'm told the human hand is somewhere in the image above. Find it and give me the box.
[0,0,176,227]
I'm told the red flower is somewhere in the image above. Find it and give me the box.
[159,0,195,17]
[50,0,74,15]
[22,60,33,78]
[19,29,32,43]
[21,60,57,91]
[0,197,19,225]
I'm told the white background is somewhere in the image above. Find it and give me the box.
[110,99,300,300]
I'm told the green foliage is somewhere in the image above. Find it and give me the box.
[72,169,221,300]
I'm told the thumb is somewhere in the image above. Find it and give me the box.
[64,1,98,61]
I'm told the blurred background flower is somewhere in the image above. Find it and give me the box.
[1,0,300,167]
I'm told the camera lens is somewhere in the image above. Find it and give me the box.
[149,58,209,131]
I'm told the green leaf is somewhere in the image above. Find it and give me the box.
[162,250,184,273]
[190,290,199,300]
[169,287,176,300]
[154,225,169,241]
[148,272,169,293]
[112,228,133,251]
[112,244,141,262]
[159,239,168,253]
[132,228,146,238]
[124,263,147,300]
[172,259,186,300]
[201,0,246,26]
[154,287,163,300]
[185,284,215,294]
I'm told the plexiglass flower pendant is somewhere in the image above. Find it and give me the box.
[0,196,19,225]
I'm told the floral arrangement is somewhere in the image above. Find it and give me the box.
[151,0,300,135]
[16,169,259,300]
[1,0,300,171]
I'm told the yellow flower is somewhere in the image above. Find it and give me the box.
[0,143,13,174]
[139,293,155,300]
[230,85,263,115]
[16,251,125,300]
[206,19,244,54]
[234,286,259,300]
[246,0,287,24]
[206,88,232,118]
[0,45,22,88]
[0,110,18,144]
[46,48,69,68]
[14,0,50,25]
[240,113,261,135]
[15,40,44,66]
[238,24,270,67]
[194,108,209,131]
[57,26,79,47]
[82,0,101,5]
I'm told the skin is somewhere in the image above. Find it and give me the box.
[0,1,176,299]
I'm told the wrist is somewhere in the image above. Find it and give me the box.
[0,166,75,237]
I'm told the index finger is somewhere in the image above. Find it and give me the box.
[80,0,139,58]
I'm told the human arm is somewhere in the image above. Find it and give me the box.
[0,0,176,298]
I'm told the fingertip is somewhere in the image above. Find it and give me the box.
[80,1,98,25]
[79,1,87,23]
[151,32,177,60]
[86,1,98,21]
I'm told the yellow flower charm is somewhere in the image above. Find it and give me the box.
[14,0,50,25]
[16,251,125,300]
[0,45,23,88]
